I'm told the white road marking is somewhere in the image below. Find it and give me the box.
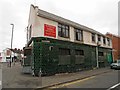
[0,81,1,85]
[107,83,120,90]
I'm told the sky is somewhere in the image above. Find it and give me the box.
[0,0,119,51]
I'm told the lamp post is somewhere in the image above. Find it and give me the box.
[10,24,14,67]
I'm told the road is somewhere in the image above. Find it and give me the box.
[1,62,119,89]
[50,70,119,89]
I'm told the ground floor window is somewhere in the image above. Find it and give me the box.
[75,50,84,56]
[59,48,70,55]
[98,52,104,56]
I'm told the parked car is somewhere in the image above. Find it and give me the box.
[110,60,120,69]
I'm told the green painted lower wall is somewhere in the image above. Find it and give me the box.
[24,37,113,76]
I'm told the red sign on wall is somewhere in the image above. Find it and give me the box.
[44,24,56,38]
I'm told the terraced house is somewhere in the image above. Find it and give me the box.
[23,5,113,76]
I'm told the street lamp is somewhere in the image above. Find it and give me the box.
[10,23,14,67]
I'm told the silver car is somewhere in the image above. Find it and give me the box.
[110,60,120,69]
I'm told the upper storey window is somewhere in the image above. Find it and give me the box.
[29,25,32,39]
[98,35,101,42]
[103,37,106,45]
[107,38,110,46]
[58,23,69,38]
[74,28,83,41]
[92,33,96,42]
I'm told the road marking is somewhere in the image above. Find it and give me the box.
[107,83,120,90]
[0,81,1,85]
[50,76,96,88]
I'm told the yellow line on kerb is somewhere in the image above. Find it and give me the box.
[50,76,96,88]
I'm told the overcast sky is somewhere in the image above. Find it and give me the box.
[0,0,119,51]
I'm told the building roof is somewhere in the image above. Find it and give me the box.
[106,32,120,38]
[8,48,23,54]
[31,4,106,36]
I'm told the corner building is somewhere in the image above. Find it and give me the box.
[23,5,113,76]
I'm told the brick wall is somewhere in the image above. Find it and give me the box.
[106,33,120,61]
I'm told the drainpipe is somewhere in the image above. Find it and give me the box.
[96,45,99,68]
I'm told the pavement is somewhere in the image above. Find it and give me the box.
[41,67,112,89]
[1,62,112,89]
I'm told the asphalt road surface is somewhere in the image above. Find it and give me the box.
[50,70,119,89]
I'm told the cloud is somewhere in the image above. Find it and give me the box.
[38,0,118,35]
[0,0,119,51]
[0,0,31,51]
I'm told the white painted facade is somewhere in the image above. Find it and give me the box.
[0,49,14,62]
[27,5,112,49]
[0,48,24,62]
[0,52,6,62]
